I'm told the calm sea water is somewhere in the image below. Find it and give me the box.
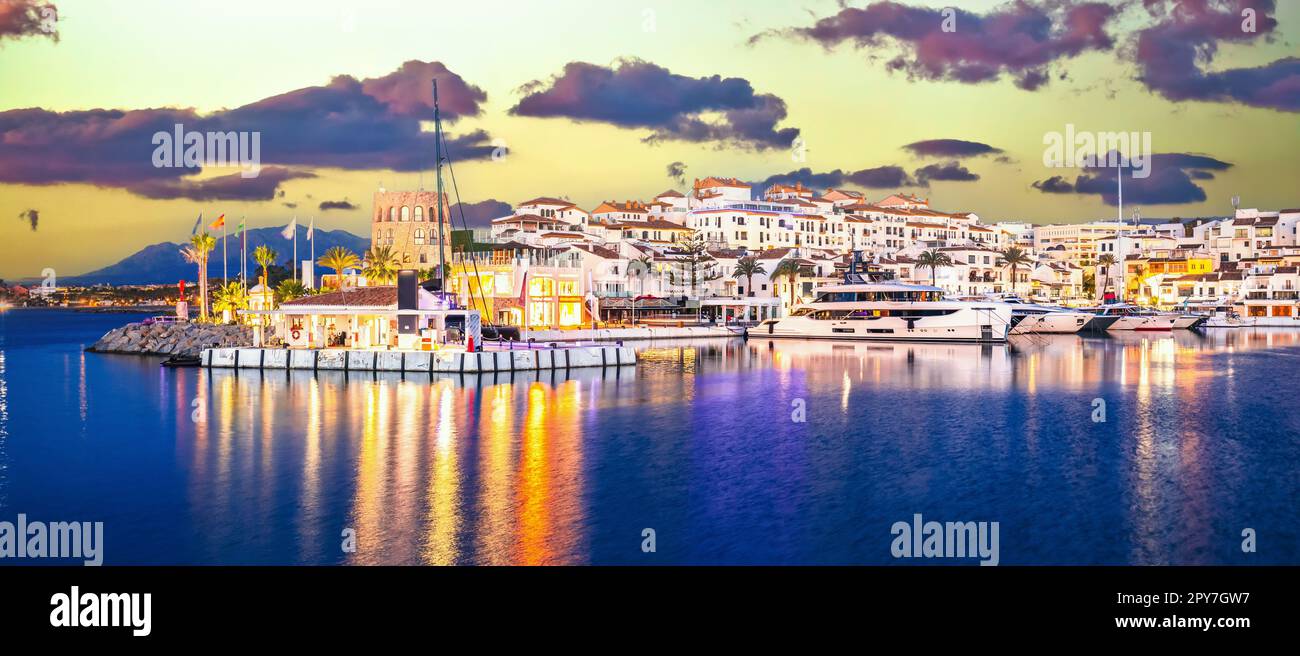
[1,308,1297,565]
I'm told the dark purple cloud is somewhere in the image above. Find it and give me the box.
[755,166,918,192]
[0,61,494,200]
[318,198,357,211]
[1032,151,1232,205]
[914,161,980,185]
[753,1,1119,90]
[510,58,800,149]
[904,138,1003,158]
[667,161,687,185]
[17,208,39,230]
[127,167,314,201]
[0,0,57,42]
[1134,1,1296,112]
[449,199,513,229]
[1032,175,1075,193]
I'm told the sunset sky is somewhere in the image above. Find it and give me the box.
[1,0,1297,279]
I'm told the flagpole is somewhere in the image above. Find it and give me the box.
[240,217,247,293]
[222,220,228,286]
[309,217,315,289]
[293,219,299,282]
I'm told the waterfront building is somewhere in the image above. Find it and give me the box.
[515,196,590,228]
[446,246,589,329]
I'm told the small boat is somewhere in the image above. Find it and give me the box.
[1171,314,1209,330]
[1080,304,1176,331]
[161,354,202,367]
[993,296,1095,334]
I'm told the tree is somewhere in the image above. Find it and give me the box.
[731,256,767,297]
[771,258,803,310]
[1082,271,1096,297]
[997,247,1033,296]
[274,279,309,304]
[211,281,248,321]
[319,246,361,289]
[916,249,954,288]
[674,232,719,297]
[183,232,217,321]
[253,245,278,287]
[362,245,400,285]
[1097,253,1116,299]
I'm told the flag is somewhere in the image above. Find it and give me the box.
[237,216,245,234]
[191,214,203,236]
[306,216,314,241]
[281,216,297,240]
[209,214,226,231]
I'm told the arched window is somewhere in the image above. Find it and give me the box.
[385,229,393,244]
[414,228,425,245]
[428,206,438,222]
[414,206,424,222]
[387,207,396,222]
[400,206,410,222]
[375,208,383,222]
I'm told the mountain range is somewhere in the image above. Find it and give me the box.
[63,225,372,286]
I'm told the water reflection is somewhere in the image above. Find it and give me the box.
[176,330,1300,564]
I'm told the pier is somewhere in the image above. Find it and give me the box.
[201,344,637,373]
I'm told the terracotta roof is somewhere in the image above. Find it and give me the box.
[518,197,576,208]
[570,243,622,260]
[282,286,397,308]
[655,189,684,198]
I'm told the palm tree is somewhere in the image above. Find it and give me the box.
[184,233,217,321]
[274,279,309,304]
[731,256,767,298]
[319,246,362,289]
[771,258,802,311]
[916,249,953,288]
[633,255,653,295]
[211,281,249,322]
[362,245,400,285]
[1097,253,1116,299]
[997,246,1033,296]
[253,244,278,287]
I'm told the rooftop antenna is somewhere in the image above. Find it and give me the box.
[1231,195,1240,212]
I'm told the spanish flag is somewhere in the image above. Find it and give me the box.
[209,214,226,231]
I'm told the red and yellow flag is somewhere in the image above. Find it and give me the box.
[208,214,226,231]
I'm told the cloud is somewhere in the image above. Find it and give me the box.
[914,161,980,185]
[449,199,512,229]
[755,166,917,191]
[1032,152,1232,205]
[667,161,687,185]
[903,139,1003,158]
[127,167,315,201]
[752,1,1119,91]
[0,61,495,200]
[17,208,39,230]
[1132,1,1297,112]
[1032,175,1076,193]
[318,198,357,211]
[0,0,57,42]
[510,58,800,149]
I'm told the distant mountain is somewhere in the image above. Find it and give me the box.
[67,226,371,286]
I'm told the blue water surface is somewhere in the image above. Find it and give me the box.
[0,308,1296,564]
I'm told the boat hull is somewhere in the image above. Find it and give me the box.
[1107,315,1176,331]
[760,305,1012,342]
[1010,312,1092,334]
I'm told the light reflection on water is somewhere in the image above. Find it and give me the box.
[2,308,1298,565]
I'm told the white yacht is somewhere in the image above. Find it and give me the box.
[1184,300,1252,328]
[755,282,1013,342]
[994,297,1096,334]
[1081,304,1177,331]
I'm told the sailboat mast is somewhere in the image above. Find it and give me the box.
[433,78,447,297]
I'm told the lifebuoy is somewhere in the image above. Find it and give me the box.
[291,328,301,341]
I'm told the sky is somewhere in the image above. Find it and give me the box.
[1,0,1297,279]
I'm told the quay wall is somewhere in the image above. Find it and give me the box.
[202,345,637,373]
[521,326,735,342]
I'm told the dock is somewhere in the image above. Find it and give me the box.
[201,344,636,373]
